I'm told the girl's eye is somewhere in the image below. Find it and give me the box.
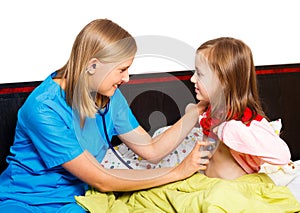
[195,68,203,78]
[196,71,204,78]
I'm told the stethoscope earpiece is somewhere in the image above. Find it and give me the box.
[86,64,97,75]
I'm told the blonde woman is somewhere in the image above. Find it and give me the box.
[0,19,207,212]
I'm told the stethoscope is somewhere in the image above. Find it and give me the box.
[98,101,133,169]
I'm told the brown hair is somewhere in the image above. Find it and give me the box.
[197,37,265,122]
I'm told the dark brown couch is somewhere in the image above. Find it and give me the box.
[1,63,300,173]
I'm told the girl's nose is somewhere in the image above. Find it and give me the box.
[191,73,197,83]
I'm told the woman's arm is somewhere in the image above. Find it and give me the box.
[118,101,208,163]
[62,141,207,192]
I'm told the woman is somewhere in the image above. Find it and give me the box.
[0,19,207,212]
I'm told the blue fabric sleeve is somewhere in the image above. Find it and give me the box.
[19,100,84,168]
[97,89,139,139]
[110,89,139,135]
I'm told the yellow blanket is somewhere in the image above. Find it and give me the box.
[75,173,300,213]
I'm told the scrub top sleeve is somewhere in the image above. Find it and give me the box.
[20,103,83,168]
[110,89,139,135]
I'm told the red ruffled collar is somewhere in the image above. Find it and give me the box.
[200,106,263,138]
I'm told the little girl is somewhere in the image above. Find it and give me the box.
[191,37,291,180]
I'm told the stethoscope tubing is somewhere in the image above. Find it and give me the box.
[98,101,133,169]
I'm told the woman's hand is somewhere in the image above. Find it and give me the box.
[185,101,209,116]
[174,140,209,180]
[197,100,209,114]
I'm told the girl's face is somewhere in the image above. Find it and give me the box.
[191,53,211,102]
[192,52,227,119]
[89,58,134,97]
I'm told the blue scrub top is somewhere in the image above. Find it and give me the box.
[0,72,139,205]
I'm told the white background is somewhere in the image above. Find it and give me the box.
[0,0,299,83]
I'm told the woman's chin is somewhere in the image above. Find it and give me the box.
[107,88,117,97]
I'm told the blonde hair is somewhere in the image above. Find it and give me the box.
[56,19,137,118]
[197,37,265,122]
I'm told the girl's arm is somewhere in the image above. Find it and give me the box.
[118,101,208,163]
[62,141,207,192]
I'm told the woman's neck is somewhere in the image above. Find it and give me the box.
[53,77,66,90]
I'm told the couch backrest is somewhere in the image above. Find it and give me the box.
[1,64,300,173]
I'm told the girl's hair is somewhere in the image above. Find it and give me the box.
[56,19,137,118]
[197,37,265,122]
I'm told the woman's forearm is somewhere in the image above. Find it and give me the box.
[148,103,206,162]
[96,167,180,192]
[119,102,207,163]
[151,107,199,159]
[63,148,204,193]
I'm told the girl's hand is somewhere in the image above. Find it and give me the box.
[185,103,197,114]
[175,141,209,180]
